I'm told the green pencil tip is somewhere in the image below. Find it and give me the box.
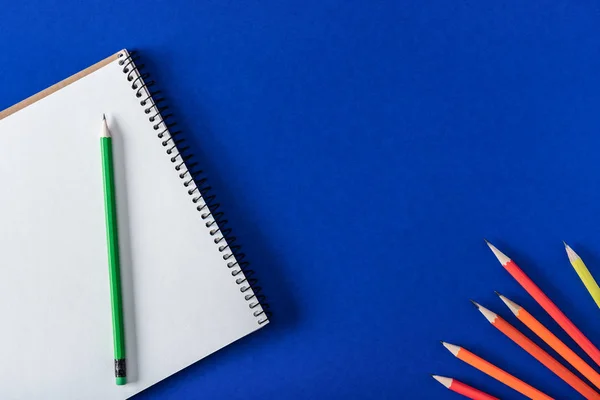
[116,377,127,385]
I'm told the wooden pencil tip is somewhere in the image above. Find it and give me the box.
[472,302,497,323]
[441,342,460,356]
[494,290,501,296]
[432,375,452,388]
[564,242,579,262]
[470,299,480,308]
[485,240,511,265]
[100,115,111,137]
[497,293,521,315]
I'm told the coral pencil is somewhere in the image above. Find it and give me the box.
[564,242,600,309]
[432,375,499,400]
[472,301,600,400]
[486,240,600,368]
[441,342,553,400]
[497,292,600,391]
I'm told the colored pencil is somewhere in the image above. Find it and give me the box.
[472,301,600,399]
[100,114,127,385]
[432,375,499,400]
[496,293,600,391]
[564,242,600,309]
[485,240,600,368]
[441,342,553,400]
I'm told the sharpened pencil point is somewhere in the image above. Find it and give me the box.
[441,342,460,356]
[564,242,580,263]
[497,294,521,316]
[431,375,452,388]
[470,299,480,308]
[485,240,511,266]
[473,302,498,323]
[101,115,111,138]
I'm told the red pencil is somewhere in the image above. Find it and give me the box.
[432,375,499,400]
[486,240,600,368]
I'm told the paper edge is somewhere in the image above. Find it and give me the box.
[0,51,123,121]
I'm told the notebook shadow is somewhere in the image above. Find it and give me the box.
[177,115,300,336]
[110,116,140,383]
[128,48,300,399]
[134,47,301,335]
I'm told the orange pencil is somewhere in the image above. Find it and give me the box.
[441,341,553,400]
[472,301,600,400]
[432,375,499,400]
[485,240,600,368]
[497,292,600,391]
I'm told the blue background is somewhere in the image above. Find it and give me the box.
[2,1,600,398]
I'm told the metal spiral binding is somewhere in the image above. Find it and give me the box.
[117,50,270,325]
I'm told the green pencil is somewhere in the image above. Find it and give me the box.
[100,114,127,385]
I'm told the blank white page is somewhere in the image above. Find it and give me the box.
[0,50,267,399]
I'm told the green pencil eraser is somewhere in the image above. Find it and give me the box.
[116,377,127,386]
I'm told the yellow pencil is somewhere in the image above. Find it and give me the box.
[564,242,600,308]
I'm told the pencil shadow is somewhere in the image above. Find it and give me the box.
[110,116,140,383]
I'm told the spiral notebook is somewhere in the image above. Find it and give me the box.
[0,50,268,399]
